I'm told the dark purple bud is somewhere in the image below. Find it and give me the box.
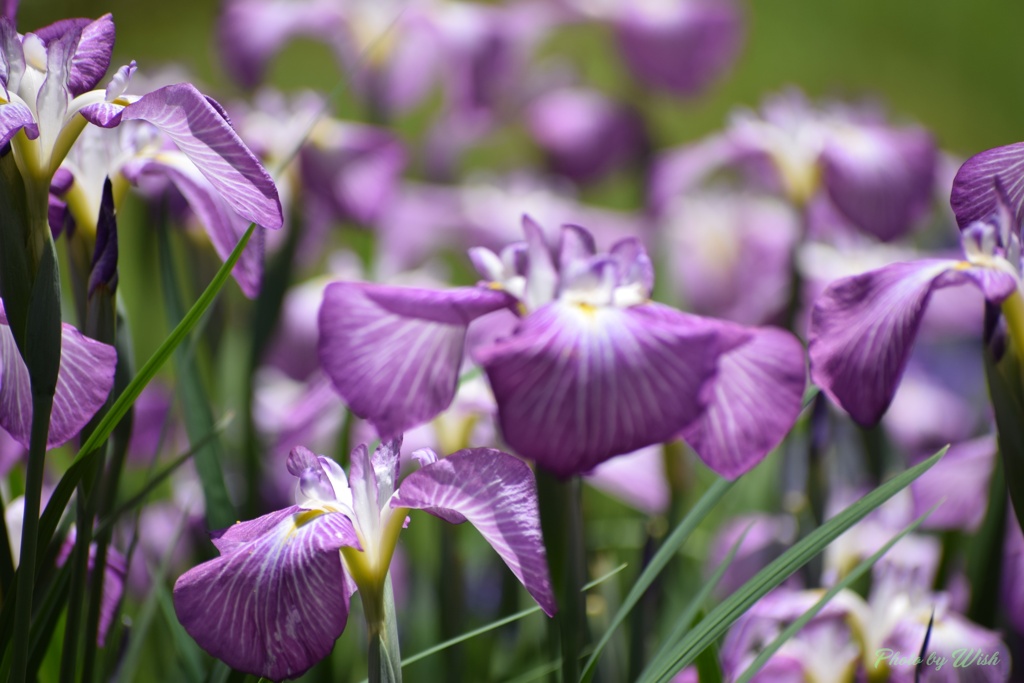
[88,177,118,296]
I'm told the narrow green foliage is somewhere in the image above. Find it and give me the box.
[639,447,946,683]
[581,477,735,682]
[734,505,938,683]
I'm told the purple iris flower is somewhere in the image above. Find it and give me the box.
[319,218,806,479]
[0,11,282,295]
[174,439,555,680]
[808,186,1020,426]
[525,86,647,185]
[558,0,743,97]
[687,91,938,242]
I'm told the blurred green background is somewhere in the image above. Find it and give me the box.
[19,0,1024,157]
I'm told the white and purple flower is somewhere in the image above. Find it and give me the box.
[319,218,806,479]
[173,438,554,680]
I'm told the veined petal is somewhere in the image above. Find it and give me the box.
[391,447,556,616]
[123,153,265,297]
[0,101,39,147]
[78,100,125,128]
[820,125,936,241]
[808,259,1016,426]
[475,301,723,477]
[36,27,77,155]
[122,83,283,230]
[951,141,1024,228]
[681,322,805,479]
[318,283,512,439]
[371,438,402,504]
[33,14,114,96]
[174,505,360,681]
[0,309,116,449]
[348,443,380,541]
[0,17,23,93]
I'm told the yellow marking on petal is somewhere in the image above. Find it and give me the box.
[953,261,974,271]
[293,509,325,528]
[486,281,504,291]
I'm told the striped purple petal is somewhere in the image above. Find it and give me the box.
[318,283,512,439]
[174,505,360,681]
[121,83,283,230]
[0,102,38,148]
[32,14,115,97]
[0,310,117,449]
[681,323,806,479]
[951,141,1024,228]
[475,301,723,477]
[391,447,556,616]
[809,259,1017,426]
[820,125,936,241]
[123,154,264,298]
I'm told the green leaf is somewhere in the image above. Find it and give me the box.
[639,446,946,683]
[648,522,751,670]
[157,218,236,529]
[733,505,937,683]
[581,477,735,682]
[984,346,1024,536]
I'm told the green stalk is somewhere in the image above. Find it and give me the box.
[10,393,54,683]
[537,472,588,683]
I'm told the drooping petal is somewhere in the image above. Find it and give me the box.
[583,446,669,516]
[391,447,556,616]
[681,322,806,479]
[809,260,1017,426]
[475,301,724,477]
[318,283,512,439]
[951,141,1024,228]
[0,102,39,148]
[174,506,360,681]
[122,83,283,230]
[122,153,265,297]
[33,14,115,97]
[820,125,936,241]
[0,310,117,449]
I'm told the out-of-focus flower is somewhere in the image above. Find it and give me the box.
[684,90,937,242]
[525,86,647,184]
[560,0,744,97]
[173,439,554,680]
[808,186,1019,426]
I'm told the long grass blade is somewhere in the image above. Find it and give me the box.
[640,446,946,683]
[581,477,735,681]
[734,504,938,683]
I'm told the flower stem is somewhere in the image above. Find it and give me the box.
[1002,290,1024,386]
[537,472,588,683]
[10,392,55,683]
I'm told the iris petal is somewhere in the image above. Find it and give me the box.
[0,307,116,449]
[809,259,1017,426]
[174,505,360,681]
[682,322,805,478]
[476,301,723,477]
[391,447,556,616]
[318,283,512,439]
[122,83,284,230]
